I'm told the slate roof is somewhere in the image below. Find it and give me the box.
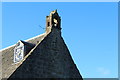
[8,28,82,79]
[0,32,48,78]
[0,10,83,79]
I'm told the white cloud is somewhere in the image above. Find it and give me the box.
[97,67,111,75]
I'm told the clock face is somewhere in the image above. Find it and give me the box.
[14,42,24,63]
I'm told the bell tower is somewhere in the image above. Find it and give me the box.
[46,10,61,33]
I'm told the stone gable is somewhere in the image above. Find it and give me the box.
[0,10,83,79]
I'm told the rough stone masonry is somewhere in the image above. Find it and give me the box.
[1,10,83,79]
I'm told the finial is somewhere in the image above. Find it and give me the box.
[50,9,58,15]
[55,9,57,12]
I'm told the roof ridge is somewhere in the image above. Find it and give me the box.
[0,33,46,52]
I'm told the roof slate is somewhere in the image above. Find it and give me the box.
[0,32,48,78]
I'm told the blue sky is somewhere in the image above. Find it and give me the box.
[2,2,118,78]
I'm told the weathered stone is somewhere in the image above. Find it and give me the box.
[1,10,83,79]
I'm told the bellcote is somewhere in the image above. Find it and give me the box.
[46,10,61,32]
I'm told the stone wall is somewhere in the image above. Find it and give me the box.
[9,27,83,79]
[1,33,46,78]
[1,10,83,79]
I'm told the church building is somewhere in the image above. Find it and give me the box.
[0,10,83,79]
